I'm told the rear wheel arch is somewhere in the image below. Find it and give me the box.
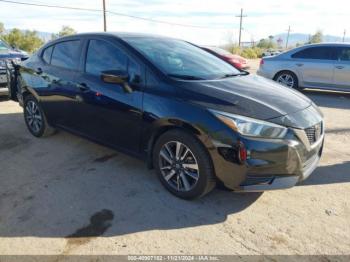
[273,70,300,89]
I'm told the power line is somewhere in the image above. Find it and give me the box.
[0,0,231,30]
[235,8,247,47]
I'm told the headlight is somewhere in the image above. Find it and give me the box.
[11,57,21,65]
[210,110,288,139]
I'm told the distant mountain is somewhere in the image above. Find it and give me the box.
[36,31,53,42]
[274,33,350,47]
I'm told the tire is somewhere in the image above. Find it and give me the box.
[23,95,56,137]
[274,71,301,89]
[153,129,216,199]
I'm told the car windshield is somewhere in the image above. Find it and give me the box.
[0,40,10,51]
[125,37,241,80]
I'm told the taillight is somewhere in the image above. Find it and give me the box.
[260,59,264,65]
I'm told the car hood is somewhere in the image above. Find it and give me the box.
[175,74,312,121]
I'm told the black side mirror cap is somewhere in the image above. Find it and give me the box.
[101,70,133,93]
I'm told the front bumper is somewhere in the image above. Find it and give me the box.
[211,124,324,192]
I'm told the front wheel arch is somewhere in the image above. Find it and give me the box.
[146,122,211,170]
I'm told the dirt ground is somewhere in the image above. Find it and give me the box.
[0,63,350,256]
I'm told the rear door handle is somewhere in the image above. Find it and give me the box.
[296,63,304,67]
[335,65,344,69]
[77,83,90,92]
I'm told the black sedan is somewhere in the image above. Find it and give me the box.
[15,33,324,199]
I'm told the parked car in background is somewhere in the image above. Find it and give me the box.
[201,46,249,70]
[262,49,282,57]
[16,33,324,199]
[0,39,29,98]
[258,43,350,91]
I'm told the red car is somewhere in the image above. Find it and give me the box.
[202,46,249,70]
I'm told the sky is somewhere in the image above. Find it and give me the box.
[0,0,349,45]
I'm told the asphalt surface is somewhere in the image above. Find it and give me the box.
[0,66,349,256]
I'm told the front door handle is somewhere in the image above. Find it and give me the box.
[335,65,344,69]
[77,83,90,92]
[296,63,304,67]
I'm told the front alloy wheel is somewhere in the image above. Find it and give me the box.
[159,141,199,192]
[154,130,216,199]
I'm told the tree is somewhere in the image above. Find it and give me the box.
[2,28,43,53]
[257,38,277,49]
[309,30,323,44]
[0,22,4,35]
[58,26,77,37]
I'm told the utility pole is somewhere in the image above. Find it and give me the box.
[343,29,346,42]
[236,8,247,47]
[103,0,107,32]
[286,26,291,49]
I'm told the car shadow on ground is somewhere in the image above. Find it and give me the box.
[302,89,350,110]
[0,112,262,239]
[298,161,350,187]
[0,92,9,102]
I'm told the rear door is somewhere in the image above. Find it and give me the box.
[333,46,350,88]
[37,40,83,126]
[291,46,336,87]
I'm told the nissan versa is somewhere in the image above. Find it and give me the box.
[15,33,324,199]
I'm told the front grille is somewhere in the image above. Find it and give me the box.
[304,122,323,145]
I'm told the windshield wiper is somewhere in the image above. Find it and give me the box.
[167,74,205,80]
[220,71,249,79]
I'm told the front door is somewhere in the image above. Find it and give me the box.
[72,39,144,153]
[333,46,350,88]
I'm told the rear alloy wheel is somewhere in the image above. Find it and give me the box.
[24,95,55,137]
[153,130,216,199]
[275,71,299,89]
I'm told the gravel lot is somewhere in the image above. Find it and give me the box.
[0,62,349,256]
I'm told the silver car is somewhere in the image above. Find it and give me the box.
[257,43,350,91]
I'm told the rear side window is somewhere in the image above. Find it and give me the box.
[292,47,335,60]
[42,46,53,64]
[337,47,350,61]
[85,39,127,75]
[51,40,81,70]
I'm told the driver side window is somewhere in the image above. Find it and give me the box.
[85,39,127,75]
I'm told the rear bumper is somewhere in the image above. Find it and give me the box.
[257,68,274,79]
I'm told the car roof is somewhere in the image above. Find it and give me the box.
[299,42,350,48]
[59,32,174,41]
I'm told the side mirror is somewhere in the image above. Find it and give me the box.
[101,70,133,93]
[101,70,129,84]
